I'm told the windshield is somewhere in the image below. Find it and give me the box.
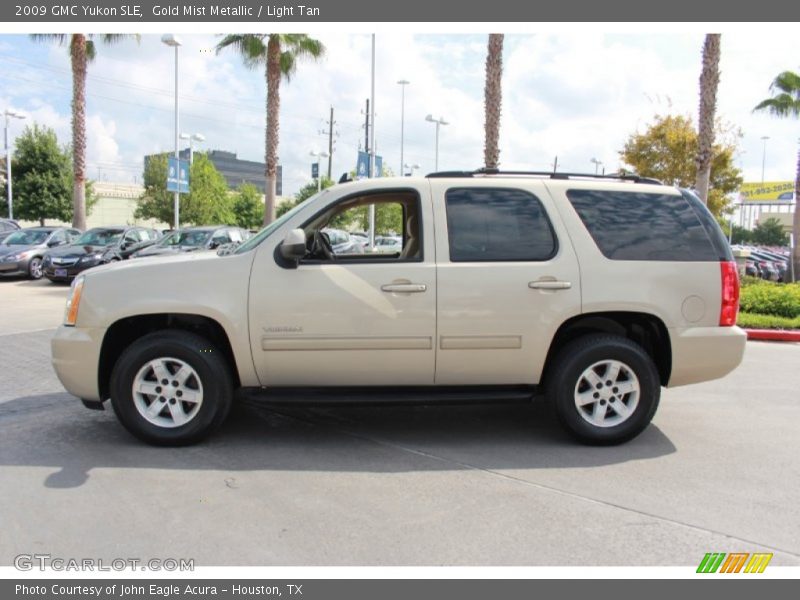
[234,194,323,255]
[158,230,212,248]
[3,230,50,245]
[74,229,124,247]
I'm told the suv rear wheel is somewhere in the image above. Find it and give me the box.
[547,334,660,445]
[109,331,233,446]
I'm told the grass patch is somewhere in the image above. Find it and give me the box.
[737,312,800,330]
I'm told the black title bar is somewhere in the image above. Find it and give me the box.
[3,0,800,22]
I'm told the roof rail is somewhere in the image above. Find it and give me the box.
[426,167,662,185]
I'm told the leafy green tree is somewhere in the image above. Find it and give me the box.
[216,34,325,226]
[276,176,334,218]
[135,153,233,226]
[2,124,96,225]
[752,217,790,247]
[620,114,743,215]
[232,183,264,230]
[32,34,139,229]
[754,70,800,280]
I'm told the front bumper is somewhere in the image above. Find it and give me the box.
[51,325,106,402]
[667,325,747,387]
[43,261,98,281]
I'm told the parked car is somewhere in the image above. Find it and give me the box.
[43,226,160,282]
[321,228,365,255]
[51,170,745,446]
[748,250,783,282]
[132,226,248,259]
[0,226,81,279]
[372,235,402,254]
[0,218,20,242]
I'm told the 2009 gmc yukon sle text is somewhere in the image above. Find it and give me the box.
[51,170,746,446]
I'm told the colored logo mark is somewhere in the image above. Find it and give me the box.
[696,552,773,573]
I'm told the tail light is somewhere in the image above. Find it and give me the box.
[719,261,740,327]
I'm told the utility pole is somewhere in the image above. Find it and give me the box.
[364,98,370,167]
[319,106,337,179]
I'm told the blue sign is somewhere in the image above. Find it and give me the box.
[355,151,384,178]
[356,151,369,179]
[311,162,319,179]
[167,157,190,194]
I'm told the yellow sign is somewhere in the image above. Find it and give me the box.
[739,181,795,202]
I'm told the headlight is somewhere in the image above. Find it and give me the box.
[64,276,85,327]
[79,253,103,264]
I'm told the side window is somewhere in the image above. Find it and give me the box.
[229,228,243,243]
[212,230,232,244]
[124,230,140,244]
[566,190,718,261]
[445,188,557,262]
[68,229,81,242]
[50,230,67,245]
[300,191,421,262]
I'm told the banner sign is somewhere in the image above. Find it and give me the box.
[739,181,795,202]
[166,157,190,194]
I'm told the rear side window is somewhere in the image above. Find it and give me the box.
[566,190,718,261]
[445,188,557,262]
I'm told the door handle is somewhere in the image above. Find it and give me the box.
[529,280,572,290]
[381,283,427,293]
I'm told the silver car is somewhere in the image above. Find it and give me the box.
[0,227,81,279]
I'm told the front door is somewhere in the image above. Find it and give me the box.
[248,185,437,387]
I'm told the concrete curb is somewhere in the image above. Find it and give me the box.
[744,328,800,342]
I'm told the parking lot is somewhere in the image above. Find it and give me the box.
[1,276,799,566]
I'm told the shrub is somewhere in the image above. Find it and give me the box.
[738,280,800,318]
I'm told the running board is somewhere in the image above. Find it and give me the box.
[238,385,538,406]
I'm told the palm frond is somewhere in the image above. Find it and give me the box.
[30,34,68,45]
[85,40,96,61]
[216,34,268,69]
[769,70,800,97]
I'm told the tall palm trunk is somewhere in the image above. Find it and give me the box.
[694,34,720,205]
[792,149,800,282]
[483,34,504,170]
[70,34,87,229]
[264,36,281,226]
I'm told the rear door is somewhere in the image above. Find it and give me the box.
[431,179,582,385]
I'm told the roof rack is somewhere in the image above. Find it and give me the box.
[425,168,663,185]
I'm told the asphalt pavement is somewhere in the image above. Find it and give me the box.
[1,276,798,566]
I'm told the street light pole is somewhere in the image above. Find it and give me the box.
[425,114,448,171]
[162,34,182,231]
[760,136,770,183]
[4,109,25,221]
[180,132,205,164]
[404,162,420,177]
[397,79,409,176]
[590,157,603,175]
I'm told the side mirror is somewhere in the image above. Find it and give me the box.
[208,240,220,250]
[279,228,307,262]
[47,239,61,247]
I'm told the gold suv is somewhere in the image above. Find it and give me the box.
[51,170,746,446]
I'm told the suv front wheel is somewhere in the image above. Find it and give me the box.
[547,334,660,445]
[110,331,233,446]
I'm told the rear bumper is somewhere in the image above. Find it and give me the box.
[667,325,747,387]
[51,325,106,402]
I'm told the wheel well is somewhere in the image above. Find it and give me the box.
[542,312,672,386]
[98,314,240,400]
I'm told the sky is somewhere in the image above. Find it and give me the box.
[1,30,799,197]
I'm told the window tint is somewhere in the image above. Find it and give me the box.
[566,190,718,261]
[445,188,557,262]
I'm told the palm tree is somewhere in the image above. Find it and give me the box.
[694,34,721,206]
[483,34,504,170]
[31,34,138,230]
[754,70,800,282]
[217,34,325,226]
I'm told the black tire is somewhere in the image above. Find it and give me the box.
[27,257,43,280]
[546,334,660,445]
[110,330,233,446]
